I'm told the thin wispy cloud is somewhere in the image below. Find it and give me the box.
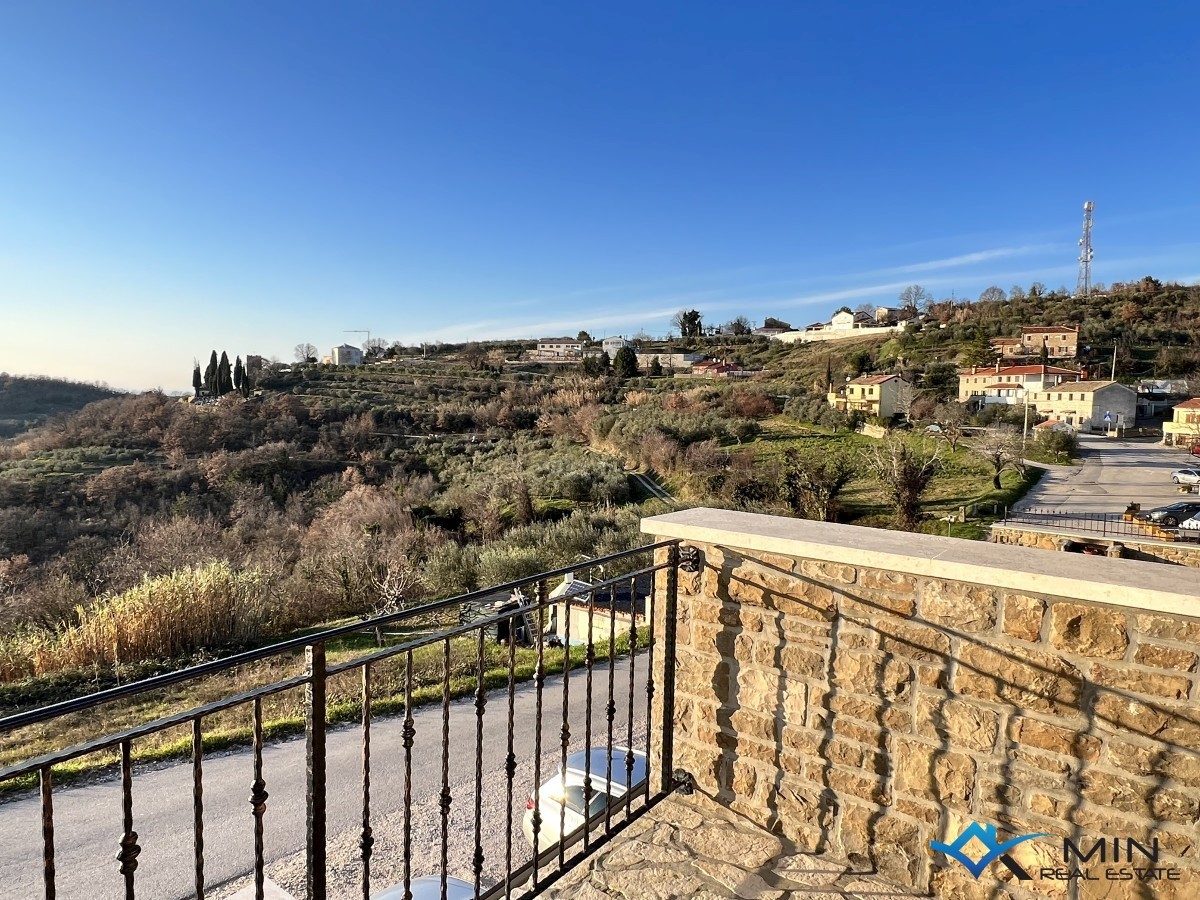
[886,244,1063,274]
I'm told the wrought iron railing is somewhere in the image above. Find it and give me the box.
[1002,507,1200,542]
[0,541,691,900]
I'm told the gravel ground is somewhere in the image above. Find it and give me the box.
[215,725,649,899]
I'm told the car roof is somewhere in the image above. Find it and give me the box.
[377,875,475,900]
[563,747,649,792]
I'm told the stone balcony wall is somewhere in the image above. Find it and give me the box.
[643,509,1200,899]
[991,524,1200,568]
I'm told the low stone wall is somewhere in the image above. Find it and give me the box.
[992,524,1200,568]
[645,509,1200,899]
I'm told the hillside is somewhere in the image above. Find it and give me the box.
[0,375,120,438]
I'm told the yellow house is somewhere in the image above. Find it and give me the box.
[1162,398,1200,447]
[827,374,905,419]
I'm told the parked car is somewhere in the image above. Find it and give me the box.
[1179,514,1200,532]
[1171,468,1200,485]
[376,875,475,900]
[1136,501,1200,527]
[522,747,649,849]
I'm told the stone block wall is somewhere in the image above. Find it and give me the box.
[648,526,1200,899]
[992,524,1200,568]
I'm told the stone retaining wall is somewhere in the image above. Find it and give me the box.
[992,524,1200,568]
[645,510,1200,899]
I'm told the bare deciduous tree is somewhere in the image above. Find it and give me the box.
[975,426,1025,489]
[861,437,942,531]
[933,401,970,451]
[294,343,318,364]
[894,380,917,422]
[898,285,934,311]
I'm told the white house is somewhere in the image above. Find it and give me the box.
[958,364,1078,404]
[331,344,364,366]
[601,336,631,355]
[535,338,585,360]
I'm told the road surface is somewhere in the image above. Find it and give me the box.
[0,656,649,900]
[1015,435,1196,515]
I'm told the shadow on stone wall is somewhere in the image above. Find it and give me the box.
[671,543,1199,900]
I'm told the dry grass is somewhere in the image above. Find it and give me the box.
[0,562,270,682]
[0,626,648,794]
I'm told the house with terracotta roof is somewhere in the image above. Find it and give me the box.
[1025,380,1137,432]
[1162,398,1200,447]
[958,363,1079,404]
[827,373,906,419]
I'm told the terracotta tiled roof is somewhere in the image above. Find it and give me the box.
[1173,398,1200,410]
[1021,326,1079,334]
[849,374,900,385]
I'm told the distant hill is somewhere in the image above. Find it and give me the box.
[0,375,121,438]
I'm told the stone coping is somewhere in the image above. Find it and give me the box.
[642,508,1200,618]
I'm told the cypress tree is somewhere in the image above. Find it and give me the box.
[218,351,233,396]
[233,356,244,392]
[205,351,218,396]
[191,363,202,398]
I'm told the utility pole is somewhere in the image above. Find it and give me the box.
[1110,344,1118,381]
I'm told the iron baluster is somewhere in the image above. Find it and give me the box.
[604,581,617,835]
[473,628,486,897]
[193,717,205,899]
[116,739,140,900]
[503,613,517,900]
[403,651,415,900]
[660,544,680,795]
[644,572,656,812]
[249,698,268,900]
[582,587,596,854]
[625,575,638,820]
[361,665,374,900]
[305,642,327,900]
[530,579,547,890]
[557,581,573,870]
[40,766,54,900]
[439,638,451,900]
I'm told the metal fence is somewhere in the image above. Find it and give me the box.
[0,541,694,900]
[1003,507,1200,542]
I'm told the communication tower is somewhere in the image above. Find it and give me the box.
[1076,201,1095,297]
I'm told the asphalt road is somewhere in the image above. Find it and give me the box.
[1015,435,1198,515]
[0,655,648,900]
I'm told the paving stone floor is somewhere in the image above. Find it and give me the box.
[540,792,920,899]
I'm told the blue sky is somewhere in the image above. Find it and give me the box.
[1,2,1198,391]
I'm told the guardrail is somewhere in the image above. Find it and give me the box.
[0,542,693,900]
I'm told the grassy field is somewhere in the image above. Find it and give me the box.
[743,416,1036,528]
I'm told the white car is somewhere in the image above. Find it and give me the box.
[1171,468,1200,485]
[522,747,648,849]
[376,875,475,900]
[1178,514,1200,532]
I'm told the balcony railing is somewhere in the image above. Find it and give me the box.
[0,541,692,900]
